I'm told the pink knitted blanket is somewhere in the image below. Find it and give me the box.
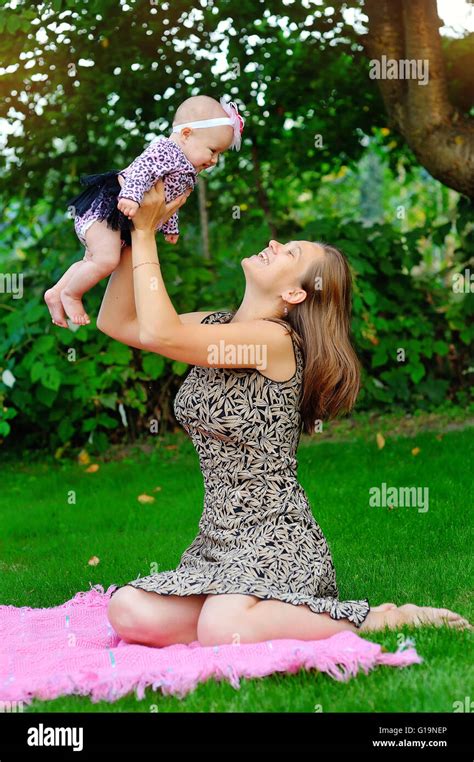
[0,584,422,706]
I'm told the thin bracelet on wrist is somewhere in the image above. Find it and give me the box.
[133,261,161,270]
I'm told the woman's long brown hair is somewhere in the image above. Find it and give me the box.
[228,241,361,434]
[285,241,362,434]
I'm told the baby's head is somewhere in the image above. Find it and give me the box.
[169,95,243,172]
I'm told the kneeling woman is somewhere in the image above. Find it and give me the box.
[91,181,471,647]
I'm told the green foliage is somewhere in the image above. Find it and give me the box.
[1,192,472,451]
[0,197,223,452]
[0,0,382,207]
[301,214,473,411]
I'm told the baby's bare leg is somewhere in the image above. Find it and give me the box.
[60,220,122,325]
[45,260,87,328]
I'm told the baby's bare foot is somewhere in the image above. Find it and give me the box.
[44,288,68,328]
[60,289,90,325]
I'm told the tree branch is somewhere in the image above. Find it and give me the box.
[363,0,474,198]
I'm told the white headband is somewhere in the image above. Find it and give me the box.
[171,97,245,151]
[172,117,232,130]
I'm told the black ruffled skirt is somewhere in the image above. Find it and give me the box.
[66,169,134,247]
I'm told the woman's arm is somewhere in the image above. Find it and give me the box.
[96,245,143,349]
[129,183,294,375]
[99,180,292,375]
[96,252,218,347]
[96,179,189,346]
[128,182,188,345]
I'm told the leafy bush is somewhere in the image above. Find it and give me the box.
[0,198,472,453]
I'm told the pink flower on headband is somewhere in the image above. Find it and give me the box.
[219,97,245,151]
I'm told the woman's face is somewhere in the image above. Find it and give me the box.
[242,239,323,294]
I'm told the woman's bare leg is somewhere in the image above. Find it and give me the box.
[60,221,122,325]
[196,594,472,646]
[107,585,208,647]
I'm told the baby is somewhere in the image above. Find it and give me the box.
[45,95,245,327]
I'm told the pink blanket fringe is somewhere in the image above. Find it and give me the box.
[0,584,423,705]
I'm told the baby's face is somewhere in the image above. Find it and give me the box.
[180,126,234,172]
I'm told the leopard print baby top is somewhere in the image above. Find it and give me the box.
[71,137,197,245]
[110,311,370,627]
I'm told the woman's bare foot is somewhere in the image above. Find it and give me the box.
[60,288,90,325]
[370,603,398,613]
[360,603,473,633]
[397,604,473,630]
[44,288,69,328]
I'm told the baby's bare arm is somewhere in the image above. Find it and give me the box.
[117,197,139,218]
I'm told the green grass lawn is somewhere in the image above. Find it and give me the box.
[1,422,473,712]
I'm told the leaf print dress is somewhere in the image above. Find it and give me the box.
[110,310,371,628]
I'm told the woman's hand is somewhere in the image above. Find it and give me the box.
[122,178,191,235]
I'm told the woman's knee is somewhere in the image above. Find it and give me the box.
[107,585,144,634]
[107,587,208,645]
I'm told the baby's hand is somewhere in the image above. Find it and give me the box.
[164,234,179,244]
[117,197,140,218]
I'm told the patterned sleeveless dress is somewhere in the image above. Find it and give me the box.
[110,310,370,627]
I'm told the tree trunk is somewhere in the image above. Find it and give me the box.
[362,0,474,199]
[197,175,210,260]
[249,132,278,237]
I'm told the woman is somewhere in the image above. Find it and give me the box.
[96,180,470,647]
